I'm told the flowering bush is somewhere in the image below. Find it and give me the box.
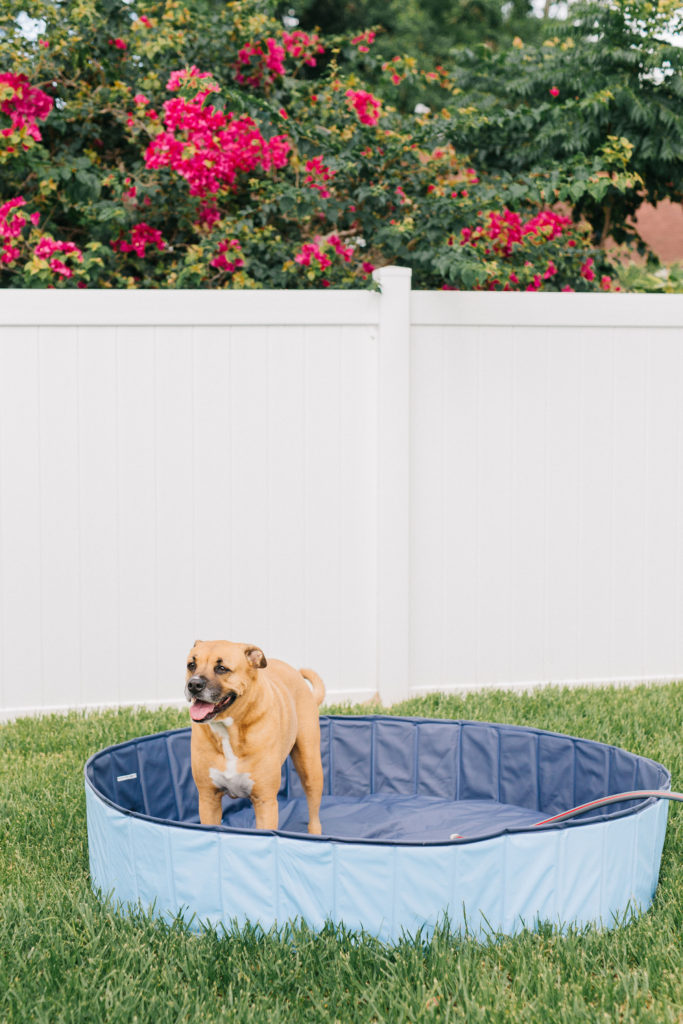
[144,86,290,197]
[0,0,642,290]
[1,196,91,283]
[0,72,52,158]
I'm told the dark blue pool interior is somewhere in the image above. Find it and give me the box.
[85,716,670,843]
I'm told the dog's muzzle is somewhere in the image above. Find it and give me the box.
[186,676,238,723]
[189,692,238,723]
[187,674,209,697]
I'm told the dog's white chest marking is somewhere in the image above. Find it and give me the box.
[208,719,254,800]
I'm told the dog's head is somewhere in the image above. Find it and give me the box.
[185,640,267,723]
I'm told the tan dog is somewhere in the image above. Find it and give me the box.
[186,640,325,833]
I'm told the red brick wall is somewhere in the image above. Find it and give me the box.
[633,200,683,263]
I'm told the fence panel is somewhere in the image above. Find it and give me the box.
[0,294,380,716]
[409,294,683,697]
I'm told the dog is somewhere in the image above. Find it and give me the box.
[185,640,325,833]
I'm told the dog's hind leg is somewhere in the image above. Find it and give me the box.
[290,738,323,835]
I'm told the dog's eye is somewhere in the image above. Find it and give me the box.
[215,664,231,674]
[187,661,196,671]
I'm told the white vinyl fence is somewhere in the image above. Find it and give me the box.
[1,269,682,719]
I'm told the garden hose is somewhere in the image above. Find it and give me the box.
[449,790,683,840]
[532,789,683,826]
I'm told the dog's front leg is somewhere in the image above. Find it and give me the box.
[252,797,279,831]
[198,789,223,826]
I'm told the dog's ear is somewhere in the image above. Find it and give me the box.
[194,639,202,646]
[245,646,267,669]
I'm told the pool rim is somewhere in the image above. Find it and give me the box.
[84,714,672,848]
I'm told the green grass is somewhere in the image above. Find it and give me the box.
[1,683,682,1024]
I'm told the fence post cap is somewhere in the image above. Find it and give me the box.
[372,265,412,285]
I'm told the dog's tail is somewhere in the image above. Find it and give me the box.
[299,668,325,706]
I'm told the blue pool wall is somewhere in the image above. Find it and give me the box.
[84,716,671,940]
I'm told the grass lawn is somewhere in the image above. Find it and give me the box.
[1,683,682,1023]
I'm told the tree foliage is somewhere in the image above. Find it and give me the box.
[278,0,543,66]
[450,0,683,248]
[0,0,676,289]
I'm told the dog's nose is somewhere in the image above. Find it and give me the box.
[187,675,208,696]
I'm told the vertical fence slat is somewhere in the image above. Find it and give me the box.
[0,329,41,712]
[227,327,270,643]
[191,326,233,640]
[265,325,306,664]
[374,267,412,705]
[38,328,81,707]
[78,327,119,706]
[116,327,158,705]
[154,326,195,703]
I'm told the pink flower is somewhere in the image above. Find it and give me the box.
[345,89,381,126]
[294,241,331,271]
[195,205,222,229]
[236,37,290,87]
[0,196,27,229]
[265,38,286,75]
[351,30,376,47]
[282,30,324,66]
[109,38,127,50]
[34,237,82,259]
[167,66,219,99]
[294,234,356,273]
[549,86,560,97]
[111,223,165,258]
[0,73,53,147]
[33,235,83,276]
[210,239,244,273]
[48,258,72,277]
[1,245,20,264]
[304,156,335,198]
[327,234,354,262]
[580,257,595,282]
[145,77,291,196]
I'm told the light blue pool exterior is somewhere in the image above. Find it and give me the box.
[85,716,671,942]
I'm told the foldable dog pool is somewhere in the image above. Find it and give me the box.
[85,715,673,941]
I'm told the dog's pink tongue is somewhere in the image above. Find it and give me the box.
[190,700,216,722]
